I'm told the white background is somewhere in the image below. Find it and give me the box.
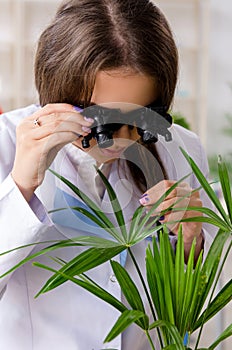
[207,0,232,156]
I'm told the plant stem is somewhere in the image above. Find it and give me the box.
[128,247,164,348]
[194,236,232,350]
[145,330,156,350]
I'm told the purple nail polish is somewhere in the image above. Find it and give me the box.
[159,215,165,221]
[82,126,91,133]
[141,193,148,198]
[84,116,94,123]
[73,106,83,112]
[139,196,150,205]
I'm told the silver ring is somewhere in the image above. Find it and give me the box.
[33,118,40,127]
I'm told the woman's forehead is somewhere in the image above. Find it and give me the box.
[91,69,158,110]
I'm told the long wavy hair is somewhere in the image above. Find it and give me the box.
[34,0,179,191]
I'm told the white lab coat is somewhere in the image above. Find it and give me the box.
[0,105,216,350]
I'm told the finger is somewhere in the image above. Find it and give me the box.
[20,104,94,140]
[33,131,88,157]
[163,195,202,216]
[31,120,92,141]
[161,209,203,236]
[145,197,190,217]
[139,186,192,207]
[140,180,192,205]
[26,103,94,127]
[184,196,203,216]
[158,195,203,224]
[30,111,94,129]
[145,191,203,220]
[27,103,80,119]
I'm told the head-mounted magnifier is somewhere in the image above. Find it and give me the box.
[79,104,173,149]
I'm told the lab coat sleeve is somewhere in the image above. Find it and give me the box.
[0,174,53,293]
[0,112,53,293]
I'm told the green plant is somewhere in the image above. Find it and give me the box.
[172,112,191,130]
[1,150,232,349]
[208,154,232,185]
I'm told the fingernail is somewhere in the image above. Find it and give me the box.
[84,116,94,123]
[73,106,83,112]
[159,215,165,221]
[141,193,148,198]
[82,126,91,133]
[139,196,150,205]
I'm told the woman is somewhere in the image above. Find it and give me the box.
[0,0,215,349]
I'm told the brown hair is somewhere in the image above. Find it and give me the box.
[34,0,179,190]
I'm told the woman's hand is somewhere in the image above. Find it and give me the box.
[139,180,204,260]
[11,103,93,202]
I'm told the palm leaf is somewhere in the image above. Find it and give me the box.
[134,174,191,239]
[0,239,84,279]
[193,278,232,330]
[65,236,122,248]
[49,169,122,239]
[146,245,163,319]
[190,229,229,327]
[96,167,127,241]
[208,324,232,350]
[174,227,185,329]
[146,238,165,320]
[186,250,203,330]
[149,320,185,349]
[180,148,230,225]
[104,310,148,343]
[130,223,166,245]
[110,260,148,330]
[218,155,232,222]
[71,206,124,242]
[159,231,175,325]
[179,238,196,334]
[33,262,127,314]
[128,205,146,242]
[35,245,125,296]
[168,206,230,231]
